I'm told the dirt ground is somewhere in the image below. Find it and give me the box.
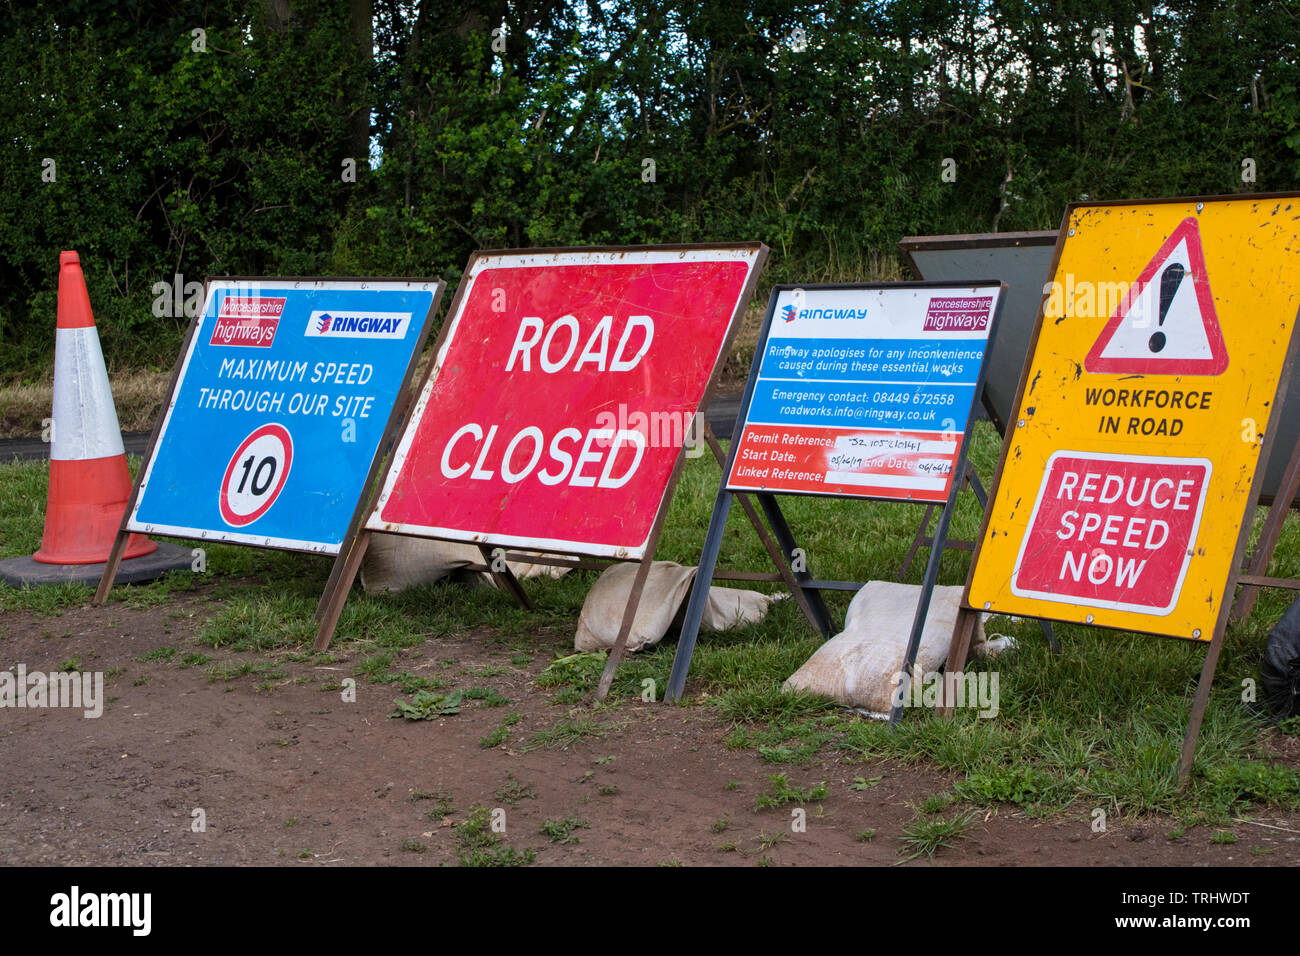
[2,593,1298,867]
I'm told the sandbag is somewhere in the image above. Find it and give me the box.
[701,586,783,632]
[360,533,569,593]
[1261,595,1300,719]
[574,561,697,654]
[574,565,788,653]
[783,580,984,714]
[508,556,573,580]
[360,535,485,593]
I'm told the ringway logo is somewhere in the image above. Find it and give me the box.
[305,310,411,340]
[780,304,867,322]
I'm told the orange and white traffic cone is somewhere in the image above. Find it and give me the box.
[32,252,157,565]
[2,252,196,588]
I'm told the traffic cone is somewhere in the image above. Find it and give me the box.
[32,251,156,564]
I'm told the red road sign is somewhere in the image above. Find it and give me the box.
[1085,217,1228,376]
[368,247,765,558]
[1010,451,1210,615]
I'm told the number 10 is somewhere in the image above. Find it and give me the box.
[236,455,277,496]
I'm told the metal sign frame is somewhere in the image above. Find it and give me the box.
[944,193,1300,783]
[899,231,1056,433]
[93,276,443,604]
[897,231,1060,597]
[311,243,771,700]
[665,280,1008,717]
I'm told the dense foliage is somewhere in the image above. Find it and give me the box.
[3,0,1298,377]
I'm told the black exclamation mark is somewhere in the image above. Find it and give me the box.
[1149,263,1185,353]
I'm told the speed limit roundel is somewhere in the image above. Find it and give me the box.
[219,424,294,527]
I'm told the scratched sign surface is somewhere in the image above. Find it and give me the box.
[967,197,1300,639]
[367,246,764,559]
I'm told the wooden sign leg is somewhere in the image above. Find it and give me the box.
[940,606,981,717]
[1231,432,1300,622]
[591,431,694,701]
[478,545,534,611]
[92,529,133,605]
[315,539,354,622]
[594,553,655,701]
[313,530,372,651]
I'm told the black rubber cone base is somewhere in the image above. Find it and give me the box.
[0,541,194,588]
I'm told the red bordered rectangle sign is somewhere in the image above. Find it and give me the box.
[367,246,766,558]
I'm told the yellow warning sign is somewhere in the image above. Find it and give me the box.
[967,196,1300,639]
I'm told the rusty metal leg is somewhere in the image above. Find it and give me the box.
[1232,434,1300,623]
[1178,630,1227,786]
[478,545,534,611]
[755,493,834,635]
[701,429,828,635]
[899,504,937,582]
[940,608,979,718]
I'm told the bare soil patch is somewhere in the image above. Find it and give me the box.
[2,594,1296,866]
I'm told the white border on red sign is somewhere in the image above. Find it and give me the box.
[366,247,763,559]
[1008,449,1212,617]
[126,278,439,555]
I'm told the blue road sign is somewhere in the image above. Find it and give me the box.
[127,279,441,554]
[726,285,1000,502]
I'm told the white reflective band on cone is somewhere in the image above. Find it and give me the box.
[50,325,126,462]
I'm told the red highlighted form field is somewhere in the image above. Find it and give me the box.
[1011,451,1210,616]
[727,424,959,502]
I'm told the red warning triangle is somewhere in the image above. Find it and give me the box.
[1084,217,1228,376]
